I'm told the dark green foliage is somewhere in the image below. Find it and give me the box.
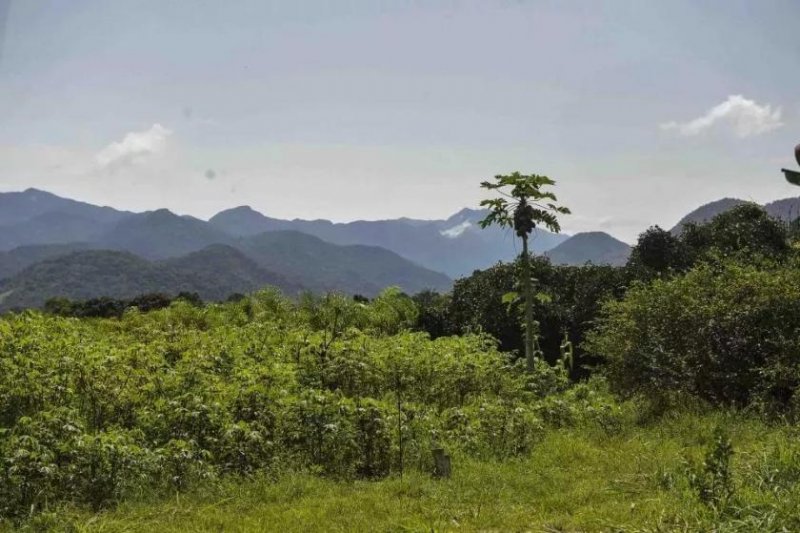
[43,292,204,318]
[631,205,789,280]
[443,259,627,377]
[411,290,452,339]
[127,293,174,313]
[680,203,790,264]
[627,225,690,278]
[447,262,519,350]
[587,261,800,408]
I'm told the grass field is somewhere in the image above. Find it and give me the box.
[17,411,798,533]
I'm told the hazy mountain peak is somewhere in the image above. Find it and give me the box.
[99,208,233,259]
[0,188,131,239]
[444,207,487,225]
[671,198,749,234]
[22,187,52,196]
[147,208,178,218]
[764,197,800,222]
[226,205,258,213]
[545,231,631,266]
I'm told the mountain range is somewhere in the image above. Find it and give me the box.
[0,189,479,310]
[208,205,567,276]
[0,189,569,277]
[1,188,799,311]
[671,197,800,234]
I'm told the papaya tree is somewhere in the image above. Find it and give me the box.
[479,172,570,371]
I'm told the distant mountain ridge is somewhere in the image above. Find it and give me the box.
[0,188,130,227]
[670,198,749,234]
[0,188,456,308]
[672,197,800,235]
[99,209,234,259]
[545,232,631,266]
[0,243,92,281]
[236,231,451,296]
[3,187,800,310]
[0,188,569,278]
[209,205,567,277]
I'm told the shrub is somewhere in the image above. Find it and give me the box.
[0,291,611,521]
[586,260,800,408]
[687,427,734,511]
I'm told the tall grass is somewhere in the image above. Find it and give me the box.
[14,411,800,533]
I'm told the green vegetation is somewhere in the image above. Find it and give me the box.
[6,191,800,530]
[587,260,800,409]
[0,248,298,312]
[1,288,611,527]
[479,172,570,370]
[11,406,800,531]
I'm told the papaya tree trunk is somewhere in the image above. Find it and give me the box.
[520,234,535,371]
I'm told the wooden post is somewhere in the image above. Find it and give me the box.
[432,448,451,479]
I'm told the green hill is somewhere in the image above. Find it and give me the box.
[545,232,631,266]
[99,209,234,259]
[0,248,300,311]
[0,243,92,281]
[237,230,452,296]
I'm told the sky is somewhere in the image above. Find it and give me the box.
[1,0,799,242]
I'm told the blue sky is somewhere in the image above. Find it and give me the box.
[1,0,799,241]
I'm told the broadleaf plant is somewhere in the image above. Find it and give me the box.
[479,172,570,371]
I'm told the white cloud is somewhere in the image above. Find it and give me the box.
[660,95,782,138]
[95,123,172,169]
[440,220,471,238]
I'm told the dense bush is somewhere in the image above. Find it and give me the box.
[586,260,800,409]
[628,205,791,280]
[626,225,691,279]
[681,204,790,264]
[0,287,620,522]
[438,259,627,376]
[433,204,793,383]
[43,292,203,318]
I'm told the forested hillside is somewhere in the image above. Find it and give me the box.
[236,230,452,296]
[0,249,293,310]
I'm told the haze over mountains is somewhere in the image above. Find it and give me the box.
[0,189,456,309]
[546,232,631,267]
[208,205,567,276]
[671,197,800,234]
[1,187,799,311]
